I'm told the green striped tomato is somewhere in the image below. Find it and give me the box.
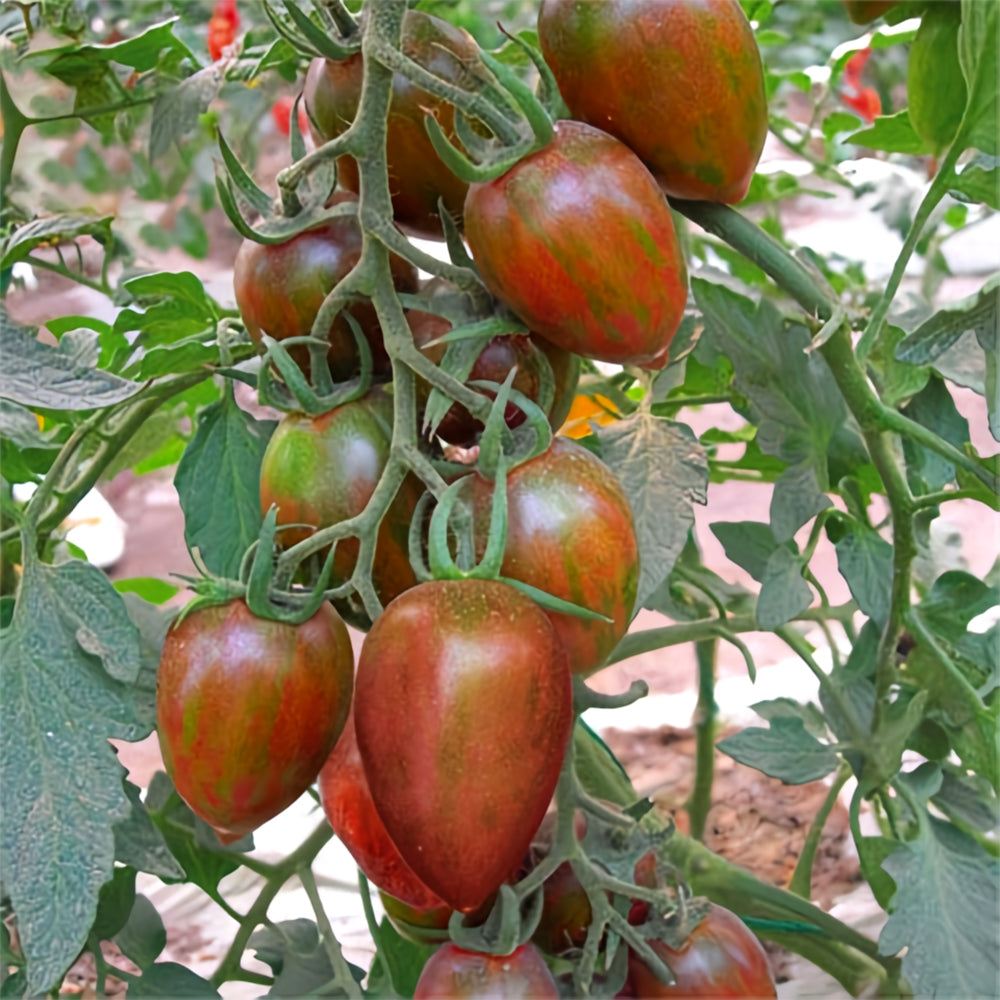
[464,120,687,369]
[156,599,353,843]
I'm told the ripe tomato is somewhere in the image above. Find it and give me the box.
[207,0,238,61]
[627,904,777,998]
[156,599,353,843]
[258,389,421,626]
[303,10,480,240]
[233,194,418,382]
[414,943,560,999]
[460,436,638,675]
[538,0,767,204]
[464,120,687,369]
[354,579,572,912]
[407,289,579,446]
[271,95,310,137]
[319,712,445,911]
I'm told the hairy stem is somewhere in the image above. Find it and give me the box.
[685,639,718,842]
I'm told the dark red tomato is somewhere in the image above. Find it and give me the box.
[354,579,572,912]
[303,10,479,240]
[414,943,560,999]
[379,892,453,947]
[538,0,767,204]
[460,436,638,675]
[258,389,421,625]
[156,599,353,843]
[627,904,777,998]
[464,120,687,369]
[319,712,445,911]
[233,194,418,382]
[408,298,579,446]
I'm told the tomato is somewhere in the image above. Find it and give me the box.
[380,892,453,947]
[303,10,479,240]
[156,599,353,843]
[414,943,560,999]
[319,712,445,910]
[464,120,687,369]
[538,0,767,204]
[627,904,777,998]
[354,579,572,912]
[460,436,638,675]
[842,0,898,24]
[258,389,421,627]
[407,288,580,446]
[271,95,310,138]
[233,194,418,382]
[207,0,238,61]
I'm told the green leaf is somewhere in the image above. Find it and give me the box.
[174,392,275,578]
[855,833,899,910]
[901,375,971,491]
[862,690,930,794]
[956,0,999,156]
[756,546,812,630]
[127,961,221,998]
[0,309,141,410]
[717,717,838,784]
[950,154,1000,209]
[249,919,364,997]
[113,779,184,881]
[0,556,150,994]
[848,110,928,155]
[770,462,831,542]
[92,866,137,942]
[113,578,180,605]
[692,281,843,478]
[0,214,114,269]
[822,111,864,143]
[114,895,166,971]
[115,271,219,350]
[867,324,930,409]
[150,68,225,160]
[751,697,829,740]
[365,918,436,999]
[834,520,894,628]
[709,521,778,582]
[879,818,999,997]
[144,772,251,892]
[0,399,58,450]
[174,206,209,260]
[596,413,709,611]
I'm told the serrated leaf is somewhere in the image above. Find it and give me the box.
[849,110,928,154]
[692,281,843,481]
[0,214,114,269]
[717,717,838,784]
[751,697,829,740]
[931,770,1000,832]
[868,324,930,408]
[596,413,708,611]
[114,895,166,971]
[174,392,275,577]
[0,309,141,410]
[756,546,812,630]
[92,866,137,942]
[150,67,224,160]
[0,399,58,450]
[127,961,221,997]
[770,462,831,542]
[113,779,184,881]
[249,919,359,997]
[834,520,894,628]
[709,521,778,582]
[0,556,150,994]
[950,156,1000,210]
[901,375,971,491]
[879,818,999,997]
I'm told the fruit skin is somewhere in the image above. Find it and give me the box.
[407,288,580,446]
[303,10,479,240]
[908,2,966,156]
[413,943,560,999]
[462,436,639,675]
[842,0,898,24]
[627,903,777,998]
[232,195,418,381]
[538,0,767,204]
[156,599,353,843]
[258,390,421,624]
[379,892,454,947]
[464,120,687,369]
[354,579,572,912]
[319,712,444,911]
[207,0,238,60]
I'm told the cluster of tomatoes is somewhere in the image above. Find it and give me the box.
[159,1,779,995]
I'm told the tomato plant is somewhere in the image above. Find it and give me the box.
[464,120,688,369]
[460,436,639,675]
[414,942,560,999]
[626,903,777,998]
[303,9,480,239]
[538,0,767,203]
[319,711,445,911]
[156,599,354,843]
[233,197,419,381]
[353,579,573,912]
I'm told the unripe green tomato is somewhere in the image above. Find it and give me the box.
[908,2,967,156]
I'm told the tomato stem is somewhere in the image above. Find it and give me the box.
[685,638,718,842]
